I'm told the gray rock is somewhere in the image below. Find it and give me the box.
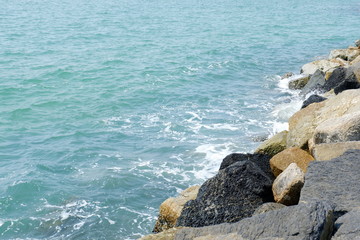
[174,201,334,240]
[301,70,326,95]
[272,163,304,206]
[332,210,360,240]
[313,112,360,144]
[253,202,286,215]
[176,160,273,228]
[355,39,360,47]
[219,153,273,179]
[301,94,327,109]
[281,72,294,79]
[299,150,360,216]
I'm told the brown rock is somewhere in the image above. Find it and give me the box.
[272,163,305,205]
[270,147,314,177]
[312,142,360,161]
[287,89,360,149]
[351,55,360,65]
[153,186,200,233]
[255,131,288,156]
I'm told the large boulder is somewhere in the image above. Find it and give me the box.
[176,160,273,228]
[269,147,314,177]
[255,131,288,157]
[287,89,360,149]
[300,70,326,95]
[332,210,360,240]
[312,141,360,161]
[153,186,200,233]
[301,94,327,109]
[288,75,310,90]
[328,48,360,61]
[219,153,273,179]
[174,201,334,240]
[299,150,360,216]
[272,163,305,206]
[300,59,344,75]
[312,112,360,145]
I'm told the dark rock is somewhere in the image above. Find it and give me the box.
[300,69,326,95]
[301,94,327,109]
[288,75,310,90]
[299,150,360,216]
[281,72,294,79]
[253,202,286,216]
[174,201,334,240]
[333,210,360,239]
[323,67,347,92]
[176,160,274,228]
[323,65,360,94]
[219,153,273,179]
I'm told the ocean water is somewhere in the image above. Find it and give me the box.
[0,0,359,239]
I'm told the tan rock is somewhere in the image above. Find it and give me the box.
[351,55,360,65]
[329,48,360,61]
[313,112,360,144]
[139,227,182,240]
[194,233,246,240]
[153,186,200,233]
[300,59,344,75]
[270,147,314,177]
[255,131,288,156]
[313,142,360,161]
[287,89,360,149]
[272,163,305,206]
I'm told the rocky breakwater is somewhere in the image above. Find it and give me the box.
[139,40,360,240]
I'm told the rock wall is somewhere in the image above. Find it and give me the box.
[140,39,360,240]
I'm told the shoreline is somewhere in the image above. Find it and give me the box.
[140,39,360,240]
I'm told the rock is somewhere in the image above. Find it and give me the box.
[255,131,288,157]
[355,39,360,47]
[312,142,360,161]
[301,94,327,109]
[219,153,273,179]
[253,202,286,215]
[269,147,314,177]
[153,186,200,233]
[300,59,344,75]
[351,55,360,65]
[272,163,304,205]
[329,48,360,61]
[323,63,360,94]
[281,72,294,79]
[139,227,182,240]
[287,89,360,149]
[312,112,360,145]
[332,210,360,240]
[174,201,334,240]
[299,150,360,215]
[176,160,273,228]
[300,70,326,95]
[288,75,310,90]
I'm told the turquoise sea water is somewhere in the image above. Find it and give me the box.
[1,0,359,239]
